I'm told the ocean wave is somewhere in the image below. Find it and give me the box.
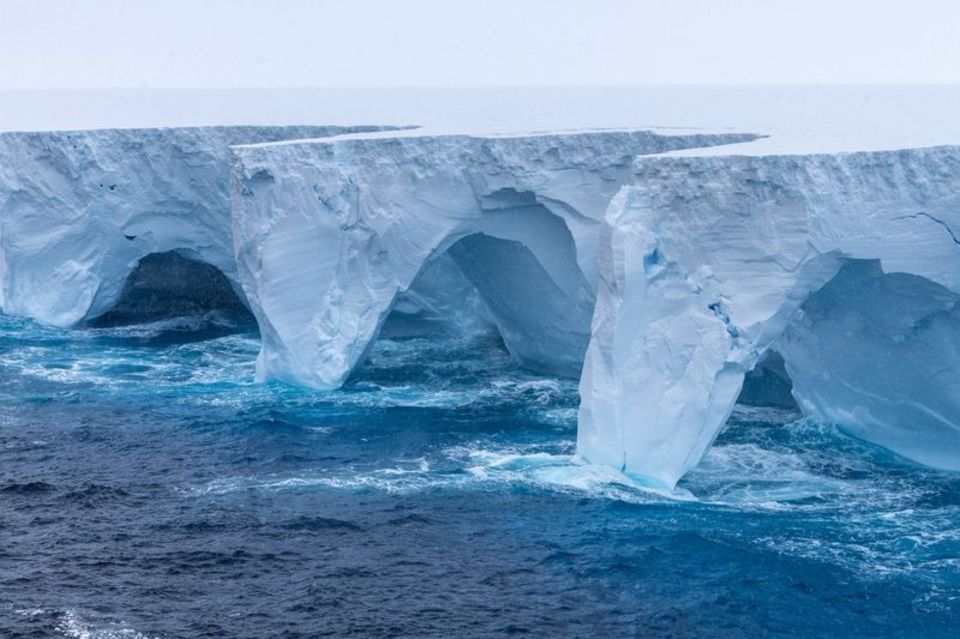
[7,606,156,639]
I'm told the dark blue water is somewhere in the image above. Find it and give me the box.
[2,313,959,638]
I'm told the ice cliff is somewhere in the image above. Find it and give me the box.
[3,119,959,489]
[230,130,756,388]
[0,125,385,326]
[579,147,960,487]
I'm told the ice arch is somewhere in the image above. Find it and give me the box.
[370,213,592,377]
[0,125,385,327]
[579,147,960,488]
[232,130,755,388]
[444,198,595,376]
[237,181,593,387]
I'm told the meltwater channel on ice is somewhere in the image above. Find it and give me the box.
[2,87,960,637]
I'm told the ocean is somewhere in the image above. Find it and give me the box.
[1,313,958,637]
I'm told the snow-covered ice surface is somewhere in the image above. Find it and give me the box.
[3,86,960,153]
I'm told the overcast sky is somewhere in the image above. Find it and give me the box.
[2,0,959,89]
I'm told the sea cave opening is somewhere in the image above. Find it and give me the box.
[761,258,960,469]
[87,251,255,330]
[375,189,596,384]
[737,350,798,410]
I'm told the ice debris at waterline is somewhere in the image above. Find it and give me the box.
[2,121,960,488]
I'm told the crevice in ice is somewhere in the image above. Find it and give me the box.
[707,301,740,340]
[86,251,254,328]
[892,212,960,245]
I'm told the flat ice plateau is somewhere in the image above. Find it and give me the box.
[2,86,959,488]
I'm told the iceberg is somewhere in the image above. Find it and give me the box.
[3,86,960,489]
[230,130,756,387]
[0,125,386,326]
[579,147,960,487]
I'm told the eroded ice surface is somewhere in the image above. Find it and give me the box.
[2,87,960,488]
[579,147,960,487]
[0,125,387,326]
[231,129,756,388]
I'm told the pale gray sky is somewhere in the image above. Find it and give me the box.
[2,0,959,89]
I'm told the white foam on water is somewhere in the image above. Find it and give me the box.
[8,314,960,586]
[185,440,695,505]
[57,609,155,639]
[7,607,156,639]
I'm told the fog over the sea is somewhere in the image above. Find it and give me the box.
[1,0,959,90]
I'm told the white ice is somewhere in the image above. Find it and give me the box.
[2,87,960,487]
[579,147,960,487]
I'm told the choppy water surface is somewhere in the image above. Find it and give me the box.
[1,313,959,638]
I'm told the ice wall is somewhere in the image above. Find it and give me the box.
[578,146,960,488]
[231,130,757,388]
[6,117,956,488]
[0,125,385,326]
